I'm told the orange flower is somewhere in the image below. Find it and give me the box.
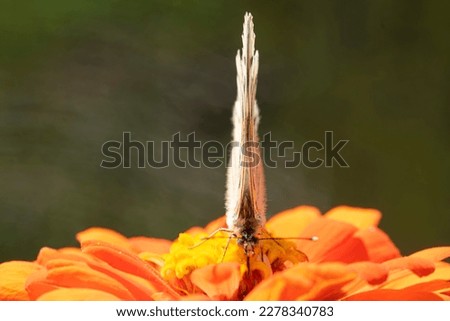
[1,206,449,301]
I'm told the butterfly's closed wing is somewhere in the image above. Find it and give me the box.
[225,13,266,250]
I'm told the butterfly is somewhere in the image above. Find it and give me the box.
[225,12,266,256]
[196,13,316,259]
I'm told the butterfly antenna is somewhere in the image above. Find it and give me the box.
[188,228,233,249]
[258,236,319,241]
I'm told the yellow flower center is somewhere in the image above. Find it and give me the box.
[161,229,308,283]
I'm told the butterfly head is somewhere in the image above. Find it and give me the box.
[237,227,259,256]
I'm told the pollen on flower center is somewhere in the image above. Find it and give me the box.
[160,229,308,286]
[161,232,242,280]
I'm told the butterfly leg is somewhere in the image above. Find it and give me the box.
[220,233,234,262]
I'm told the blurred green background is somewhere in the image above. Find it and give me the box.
[1,0,449,262]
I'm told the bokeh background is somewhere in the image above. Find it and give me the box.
[1,0,449,262]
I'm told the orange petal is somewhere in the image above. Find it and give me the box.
[190,262,241,300]
[345,288,443,301]
[383,256,435,277]
[295,218,358,263]
[83,258,160,301]
[38,288,120,301]
[404,280,450,294]
[184,226,205,236]
[152,292,179,300]
[323,227,401,263]
[353,228,401,262]
[26,267,59,300]
[297,265,358,301]
[38,260,136,300]
[348,262,389,285]
[128,237,172,254]
[36,247,159,300]
[245,263,356,300]
[204,216,227,234]
[325,206,381,229]
[410,246,450,262]
[320,237,369,263]
[77,227,136,253]
[0,261,42,300]
[36,247,84,265]
[184,216,227,236]
[180,294,212,301]
[380,262,450,290]
[81,240,179,299]
[266,206,321,237]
